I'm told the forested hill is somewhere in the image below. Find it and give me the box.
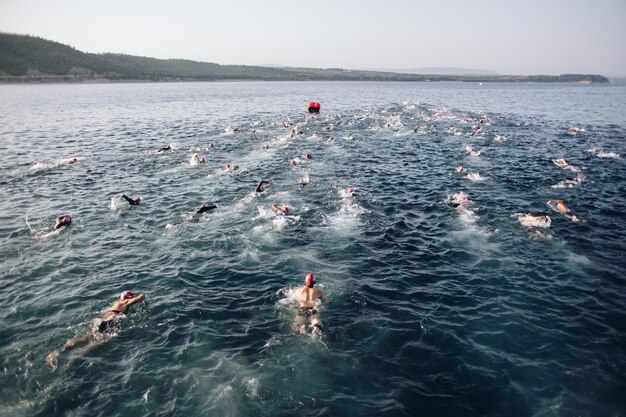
[0,33,610,84]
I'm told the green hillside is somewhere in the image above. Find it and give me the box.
[0,33,610,83]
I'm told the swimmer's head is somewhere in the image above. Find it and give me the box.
[305,273,315,287]
[283,206,289,213]
[120,291,133,300]
[56,215,72,227]
[133,197,141,204]
[226,164,231,169]
[347,188,353,193]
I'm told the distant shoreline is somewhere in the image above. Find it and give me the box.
[0,33,611,85]
[0,77,614,85]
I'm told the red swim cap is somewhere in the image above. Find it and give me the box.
[283,206,289,213]
[133,197,141,204]
[305,273,315,287]
[120,291,134,300]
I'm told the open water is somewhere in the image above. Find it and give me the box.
[0,81,625,417]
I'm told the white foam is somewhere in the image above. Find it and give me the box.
[110,195,130,211]
[465,172,487,181]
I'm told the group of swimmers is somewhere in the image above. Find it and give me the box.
[46,269,331,367]
[451,126,587,233]
[43,109,344,367]
[41,106,605,367]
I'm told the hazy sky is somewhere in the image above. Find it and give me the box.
[1,0,625,76]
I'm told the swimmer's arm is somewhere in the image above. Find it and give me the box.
[256,180,271,192]
[121,194,134,204]
[126,294,145,306]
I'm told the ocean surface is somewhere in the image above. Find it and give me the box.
[0,81,625,417]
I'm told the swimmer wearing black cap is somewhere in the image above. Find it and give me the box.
[157,144,172,153]
[45,291,145,367]
[293,273,331,335]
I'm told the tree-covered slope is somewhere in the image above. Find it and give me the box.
[0,33,609,83]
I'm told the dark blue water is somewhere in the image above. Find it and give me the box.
[0,82,625,417]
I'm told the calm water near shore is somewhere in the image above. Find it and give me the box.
[0,81,625,417]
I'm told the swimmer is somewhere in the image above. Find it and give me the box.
[271,203,289,215]
[157,144,172,153]
[303,152,312,159]
[465,145,480,156]
[588,147,621,158]
[565,176,582,186]
[552,158,570,168]
[256,180,271,193]
[62,158,78,165]
[54,215,72,229]
[547,199,583,223]
[190,154,205,165]
[298,177,309,187]
[262,144,269,150]
[553,158,580,172]
[292,273,331,335]
[290,159,297,166]
[519,212,552,228]
[196,203,217,215]
[119,194,141,206]
[456,166,465,173]
[450,192,470,208]
[224,164,239,172]
[166,203,217,229]
[45,291,145,366]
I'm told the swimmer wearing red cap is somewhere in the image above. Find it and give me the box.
[46,291,145,366]
[271,203,289,215]
[54,215,72,229]
[196,203,218,215]
[293,273,331,335]
[120,194,141,206]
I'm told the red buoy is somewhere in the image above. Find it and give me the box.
[307,102,321,114]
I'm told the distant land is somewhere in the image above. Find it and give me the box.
[0,33,609,84]
[365,67,500,76]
